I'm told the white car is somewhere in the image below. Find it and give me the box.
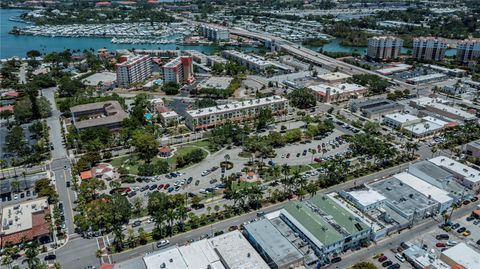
[447,240,458,246]
[157,240,170,248]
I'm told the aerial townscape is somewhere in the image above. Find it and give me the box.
[1,0,480,269]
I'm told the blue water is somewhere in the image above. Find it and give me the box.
[1,8,457,58]
[0,9,220,58]
[144,113,153,120]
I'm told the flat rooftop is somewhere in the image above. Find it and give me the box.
[376,64,412,75]
[186,95,287,118]
[442,243,480,269]
[117,54,149,66]
[345,189,386,207]
[407,73,447,83]
[1,197,49,235]
[404,121,443,135]
[353,98,404,114]
[429,156,480,183]
[317,72,351,82]
[384,113,420,123]
[208,230,269,269]
[244,219,303,268]
[369,176,437,216]
[223,50,270,66]
[308,83,366,95]
[409,160,453,181]
[281,201,343,247]
[160,111,178,118]
[310,194,370,235]
[393,172,452,204]
[426,102,477,120]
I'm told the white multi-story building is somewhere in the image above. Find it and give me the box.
[367,36,403,61]
[429,156,480,191]
[116,55,152,88]
[339,189,387,212]
[185,96,288,130]
[201,24,230,41]
[412,37,448,61]
[222,50,271,71]
[456,39,480,64]
[163,56,194,84]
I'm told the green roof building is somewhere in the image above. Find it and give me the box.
[280,194,371,257]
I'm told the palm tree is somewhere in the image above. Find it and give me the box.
[247,185,263,209]
[176,206,187,232]
[280,164,291,193]
[166,208,176,235]
[224,154,230,163]
[22,243,40,269]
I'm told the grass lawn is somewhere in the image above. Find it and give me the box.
[110,154,141,175]
[288,165,312,174]
[231,181,255,191]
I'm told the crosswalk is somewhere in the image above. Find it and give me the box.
[96,236,112,264]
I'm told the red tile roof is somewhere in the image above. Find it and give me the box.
[0,105,14,112]
[0,208,51,247]
[80,170,93,180]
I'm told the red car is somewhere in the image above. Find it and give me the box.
[314,157,322,163]
[378,256,388,262]
[158,184,164,190]
[436,243,446,248]
[463,200,471,205]
[163,184,170,189]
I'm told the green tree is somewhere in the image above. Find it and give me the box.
[287,88,316,109]
[131,130,159,162]
[22,243,40,269]
[255,108,274,130]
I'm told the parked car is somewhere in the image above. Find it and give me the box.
[149,184,157,191]
[331,257,342,263]
[471,197,478,202]
[382,260,393,267]
[436,234,449,240]
[195,180,200,186]
[156,240,169,248]
[44,254,56,261]
[228,225,238,231]
[457,227,466,233]
[387,264,400,269]
[132,220,141,227]
[395,253,405,263]
[378,256,388,262]
[187,177,193,184]
[463,230,471,236]
[436,243,446,248]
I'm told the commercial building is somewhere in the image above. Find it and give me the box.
[412,37,448,61]
[350,98,404,119]
[441,243,480,269]
[406,73,447,84]
[185,96,288,130]
[423,102,477,122]
[0,198,52,247]
[222,50,271,71]
[466,139,480,157]
[392,172,453,213]
[339,189,387,212]
[367,36,403,61]
[142,230,268,269]
[403,116,456,138]
[244,219,304,269]
[201,24,229,41]
[408,161,469,202]
[279,194,371,259]
[376,63,412,75]
[308,83,367,103]
[403,243,450,269]
[163,56,194,84]
[369,176,438,220]
[70,101,128,130]
[383,113,421,128]
[424,64,466,77]
[429,156,480,191]
[116,54,152,88]
[209,230,270,269]
[456,39,480,64]
[317,72,351,84]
